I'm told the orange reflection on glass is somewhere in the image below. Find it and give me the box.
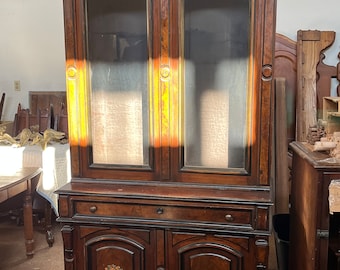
[66,59,89,148]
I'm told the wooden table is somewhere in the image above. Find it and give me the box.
[0,167,42,258]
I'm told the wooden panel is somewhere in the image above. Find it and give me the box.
[296,30,335,141]
[274,78,290,214]
[274,33,297,145]
[80,226,156,270]
[28,91,68,134]
[0,93,5,121]
[289,142,340,270]
[29,91,66,118]
[289,144,320,270]
[316,53,339,119]
[7,181,27,198]
[167,231,252,270]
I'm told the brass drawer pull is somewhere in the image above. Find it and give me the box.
[225,214,234,222]
[89,206,98,213]
[156,208,164,215]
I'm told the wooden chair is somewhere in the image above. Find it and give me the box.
[55,104,68,138]
[13,104,30,136]
[14,104,55,136]
[0,93,5,121]
[38,108,51,133]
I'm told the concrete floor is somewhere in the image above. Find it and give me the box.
[0,214,64,270]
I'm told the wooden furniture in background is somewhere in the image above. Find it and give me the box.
[273,34,297,215]
[274,78,290,213]
[296,30,336,141]
[29,91,67,132]
[273,31,340,212]
[13,105,33,135]
[273,32,340,270]
[316,52,340,115]
[11,96,70,246]
[29,91,66,119]
[37,108,51,133]
[274,31,340,270]
[289,142,340,270]
[55,106,68,138]
[13,104,49,136]
[57,0,277,269]
[0,167,42,257]
[274,33,297,146]
[0,93,5,121]
[13,90,68,136]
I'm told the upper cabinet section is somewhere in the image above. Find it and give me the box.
[63,0,276,186]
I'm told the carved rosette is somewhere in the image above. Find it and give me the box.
[105,264,123,270]
[262,64,272,81]
[160,64,170,80]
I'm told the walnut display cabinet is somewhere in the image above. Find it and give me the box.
[56,0,277,269]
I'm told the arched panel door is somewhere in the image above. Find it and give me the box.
[167,231,255,270]
[84,228,156,270]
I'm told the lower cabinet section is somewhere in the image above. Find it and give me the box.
[167,231,258,270]
[61,224,268,270]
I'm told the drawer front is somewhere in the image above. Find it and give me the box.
[74,201,255,228]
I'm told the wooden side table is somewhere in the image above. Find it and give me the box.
[0,167,42,258]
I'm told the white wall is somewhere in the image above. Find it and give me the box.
[1,0,340,121]
[0,0,65,121]
[277,0,340,66]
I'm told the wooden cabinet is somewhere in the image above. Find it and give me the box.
[289,142,340,270]
[57,0,277,269]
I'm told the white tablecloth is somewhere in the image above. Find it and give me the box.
[0,143,71,215]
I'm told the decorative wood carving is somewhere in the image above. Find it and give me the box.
[61,225,75,270]
[105,265,123,270]
[296,30,335,141]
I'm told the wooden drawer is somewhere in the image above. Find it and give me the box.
[73,200,255,229]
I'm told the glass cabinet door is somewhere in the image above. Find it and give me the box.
[67,0,274,186]
[87,0,149,167]
[183,0,250,171]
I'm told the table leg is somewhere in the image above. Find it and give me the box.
[23,186,34,258]
[44,201,54,247]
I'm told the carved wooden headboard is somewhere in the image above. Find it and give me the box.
[274,33,297,145]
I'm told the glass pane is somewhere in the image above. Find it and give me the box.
[184,0,250,170]
[87,0,149,166]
